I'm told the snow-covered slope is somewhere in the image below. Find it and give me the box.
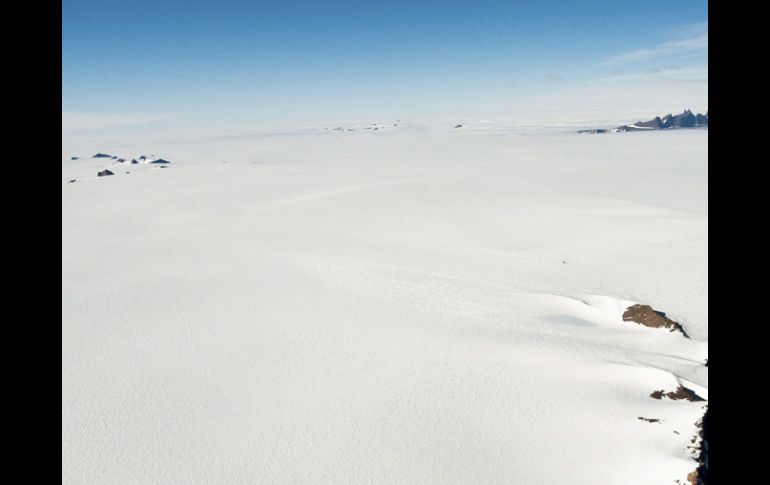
[62,126,707,484]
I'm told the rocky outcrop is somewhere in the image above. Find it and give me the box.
[634,116,664,129]
[577,128,611,134]
[579,109,708,133]
[650,386,705,402]
[683,407,709,485]
[688,407,709,485]
[97,169,114,177]
[637,417,661,423]
[622,304,690,337]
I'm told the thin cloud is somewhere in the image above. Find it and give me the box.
[588,65,708,86]
[672,21,709,39]
[600,22,707,66]
[544,73,564,85]
[62,112,173,131]
[505,64,708,125]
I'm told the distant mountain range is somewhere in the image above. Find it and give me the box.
[578,109,708,134]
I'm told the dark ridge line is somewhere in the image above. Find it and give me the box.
[638,417,662,423]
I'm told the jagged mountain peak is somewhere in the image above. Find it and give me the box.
[578,109,708,134]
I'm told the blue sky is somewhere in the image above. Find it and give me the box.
[62,0,707,130]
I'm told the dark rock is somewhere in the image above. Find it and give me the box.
[671,109,696,127]
[149,158,171,164]
[638,417,661,423]
[649,386,705,402]
[634,116,663,129]
[138,155,147,161]
[684,407,709,484]
[454,124,463,128]
[68,179,76,183]
[130,159,138,164]
[579,109,708,133]
[691,407,709,485]
[622,304,689,337]
[71,156,79,160]
[97,170,114,177]
[117,158,125,163]
[92,153,112,158]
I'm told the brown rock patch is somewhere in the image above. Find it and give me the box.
[622,304,689,338]
[650,386,705,402]
[687,470,699,485]
[678,407,708,485]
